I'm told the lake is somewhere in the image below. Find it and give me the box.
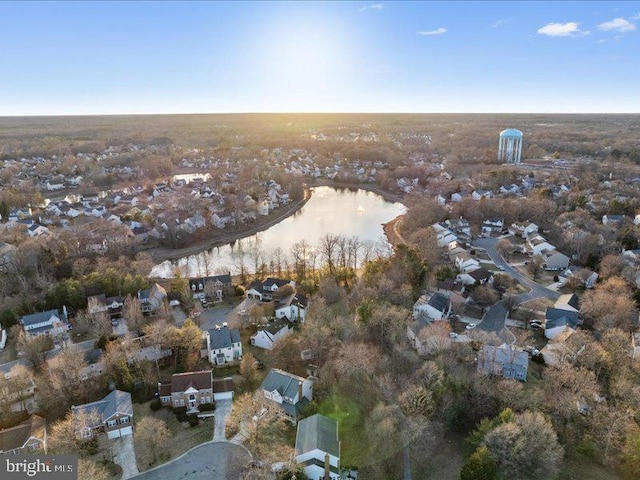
[150,186,406,278]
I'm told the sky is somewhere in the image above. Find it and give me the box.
[0,1,638,115]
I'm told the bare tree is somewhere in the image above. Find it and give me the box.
[123,294,145,336]
[17,333,53,371]
[135,416,172,466]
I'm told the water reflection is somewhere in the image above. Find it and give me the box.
[151,186,406,278]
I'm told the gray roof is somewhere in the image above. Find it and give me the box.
[428,292,450,313]
[479,344,528,370]
[295,414,340,458]
[545,307,580,329]
[72,390,132,427]
[261,368,305,399]
[208,326,241,350]
[20,309,65,327]
[262,319,291,335]
[555,294,579,311]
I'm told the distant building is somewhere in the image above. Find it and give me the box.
[498,129,523,164]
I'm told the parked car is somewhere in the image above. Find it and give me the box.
[466,323,477,330]
[449,332,459,338]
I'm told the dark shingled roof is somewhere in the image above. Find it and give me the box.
[261,368,305,399]
[208,326,241,350]
[213,377,234,393]
[545,307,580,330]
[168,371,212,393]
[295,414,340,458]
[428,292,450,313]
[0,415,46,452]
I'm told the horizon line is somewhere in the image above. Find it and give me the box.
[1,111,640,118]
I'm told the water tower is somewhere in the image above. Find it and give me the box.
[498,129,523,164]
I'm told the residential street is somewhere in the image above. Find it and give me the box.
[131,441,251,480]
[472,236,560,332]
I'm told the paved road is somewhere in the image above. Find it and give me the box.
[132,441,251,480]
[473,237,560,333]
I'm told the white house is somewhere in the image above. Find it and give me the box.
[20,308,70,338]
[545,307,580,340]
[206,325,242,365]
[412,292,451,321]
[527,235,556,256]
[456,268,493,286]
[246,278,296,302]
[257,200,270,216]
[27,224,49,237]
[295,414,341,480]
[250,320,292,350]
[260,368,313,423]
[275,293,308,322]
[481,218,503,235]
[454,252,480,272]
[509,222,538,238]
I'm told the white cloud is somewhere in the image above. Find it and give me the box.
[632,13,640,20]
[492,19,511,28]
[597,17,636,32]
[419,27,447,36]
[359,3,383,12]
[537,22,582,37]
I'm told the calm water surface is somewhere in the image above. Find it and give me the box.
[150,186,406,278]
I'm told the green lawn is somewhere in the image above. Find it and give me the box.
[318,391,367,468]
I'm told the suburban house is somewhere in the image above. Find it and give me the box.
[454,252,481,272]
[456,267,493,286]
[19,308,70,339]
[158,371,213,411]
[138,283,167,314]
[72,390,133,440]
[509,222,539,238]
[260,368,313,423]
[206,325,242,365]
[275,293,308,322]
[250,319,293,350]
[545,307,581,340]
[27,223,49,237]
[558,266,599,289]
[481,218,504,235]
[477,344,528,381]
[213,377,234,401]
[0,415,47,455]
[544,251,570,271]
[295,414,341,480]
[554,293,580,313]
[412,292,451,321]
[407,319,454,356]
[527,235,556,256]
[246,278,296,302]
[189,274,233,303]
[81,349,105,380]
[87,294,124,318]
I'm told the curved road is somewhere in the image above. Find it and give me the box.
[132,441,251,480]
[473,237,560,333]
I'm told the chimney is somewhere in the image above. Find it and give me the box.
[298,381,303,402]
[324,453,330,480]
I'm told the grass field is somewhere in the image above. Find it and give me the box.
[318,391,367,468]
[559,458,622,480]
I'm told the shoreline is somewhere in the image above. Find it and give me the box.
[144,188,313,264]
[144,182,407,269]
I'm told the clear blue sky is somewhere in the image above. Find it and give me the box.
[1,1,638,115]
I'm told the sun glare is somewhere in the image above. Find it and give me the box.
[252,14,352,110]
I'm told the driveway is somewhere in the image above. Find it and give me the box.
[111,435,139,480]
[131,441,251,480]
[213,399,232,442]
[473,236,560,332]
